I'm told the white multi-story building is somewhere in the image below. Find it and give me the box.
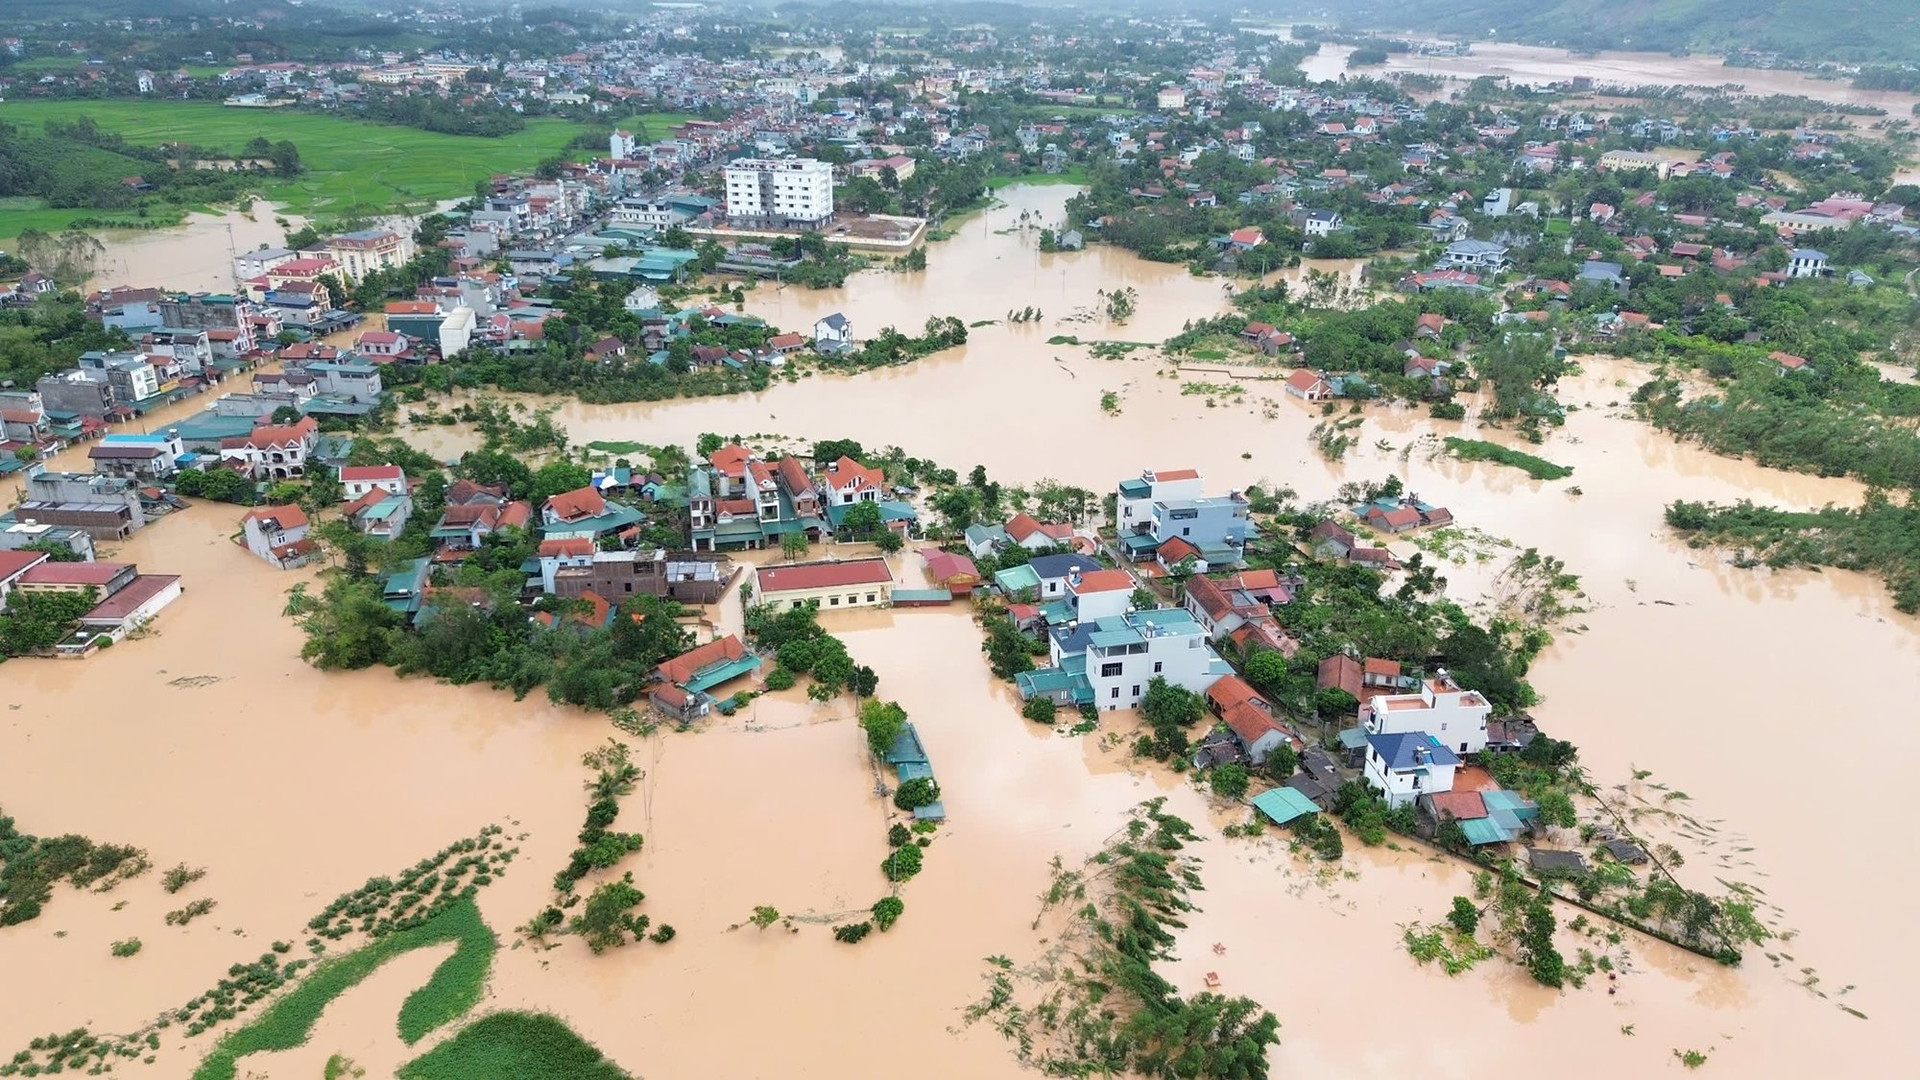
[1021,607,1233,712]
[1363,671,1493,756]
[1116,467,1205,536]
[724,157,834,228]
[610,129,640,160]
[1364,731,1461,809]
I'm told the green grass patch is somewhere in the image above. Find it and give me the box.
[1545,219,1571,235]
[584,440,647,456]
[987,165,1090,189]
[193,897,495,1080]
[399,1012,631,1080]
[0,100,589,222]
[1443,437,1573,480]
[396,904,495,1044]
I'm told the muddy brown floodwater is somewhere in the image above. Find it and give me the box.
[6,183,1918,1078]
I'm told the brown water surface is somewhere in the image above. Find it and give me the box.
[4,184,1915,1077]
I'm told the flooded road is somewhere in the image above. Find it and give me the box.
[5,183,1917,1077]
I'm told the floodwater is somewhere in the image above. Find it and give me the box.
[6,183,1919,1077]
[1384,43,1920,114]
[88,205,305,293]
[1308,38,1920,115]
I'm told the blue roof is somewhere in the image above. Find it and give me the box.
[1028,553,1101,580]
[1365,731,1461,771]
[884,723,930,767]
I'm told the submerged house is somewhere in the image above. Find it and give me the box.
[650,634,762,720]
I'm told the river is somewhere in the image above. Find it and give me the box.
[3,183,1915,1077]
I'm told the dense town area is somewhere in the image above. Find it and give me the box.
[0,2,1917,1079]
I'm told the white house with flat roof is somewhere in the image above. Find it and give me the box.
[1363,671,1492,755]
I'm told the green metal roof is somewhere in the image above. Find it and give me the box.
[1251,787,1319,825]
[1337,727,1369,750]
[993,564,1041,593]
[1119,478,1150,497]
[684,654,761,693]
[1089,627,1144,648]
[892,588,952,603]
[1459,817,1514,846]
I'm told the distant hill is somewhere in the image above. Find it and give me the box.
[1279,0,1920,63]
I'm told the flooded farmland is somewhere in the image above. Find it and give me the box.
[4,182,1916,1078]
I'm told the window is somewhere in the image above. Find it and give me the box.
[866,593,876,603]
[1182,527,1191,536]
[848,595,858,605]
[1153,661,1163,673]
[1460,743,1469,753]
[829,596,840,606]
[1110,688,1120,699]
[1130,685,1140,698]
[1100,662,1123,678]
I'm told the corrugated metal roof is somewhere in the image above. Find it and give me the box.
[1459,817,1512,846]
[1251,787,1319,825]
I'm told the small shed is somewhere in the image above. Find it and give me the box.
[891,588,953,607]
[1602,838,1649,864]
[1336,726,1369,768]
[1251,787,1320,826]
[1527,847,1589,875]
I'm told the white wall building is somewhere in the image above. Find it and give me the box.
[1054,608,1231,712]
[1364,672,1493,756]
[1065,568,1135,622]
[1116,467,1206,536]
[724,158,835,228]
[610,129,640,160]
[1364,732,1461,809]
[339,464,409,499]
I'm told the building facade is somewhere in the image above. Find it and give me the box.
[724,158,835,228]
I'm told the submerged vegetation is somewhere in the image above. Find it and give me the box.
[398,1011,632,1080]
[0,826,515,1078]
[967,799,1281,1078]
[1666,495,1920,613]
[0,808,148,926]
[1443,437,1575,481]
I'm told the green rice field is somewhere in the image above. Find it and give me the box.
[0,100,694,232]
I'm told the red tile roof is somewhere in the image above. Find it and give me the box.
[339,465,404,483]
[1068,568,1133,594]
[539,537,596,557]
[1363,658,1401,679]
[82,574,178,622]
[658,634,748,685]
[0,550,50,582]
[544,486,607,522]
[243,504,308,530]
[1157,536,1202,563]
[1005,512,1068,544]
[708,443,751,476]
[1148,468,1199,481]
[1317,654,1362,699]
[824,455,884,495]
[922,550,979,583]
[1427,790,1489,821]
[20,561,132,586]
[1206,674,1263,713]
[756,558,892,594]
